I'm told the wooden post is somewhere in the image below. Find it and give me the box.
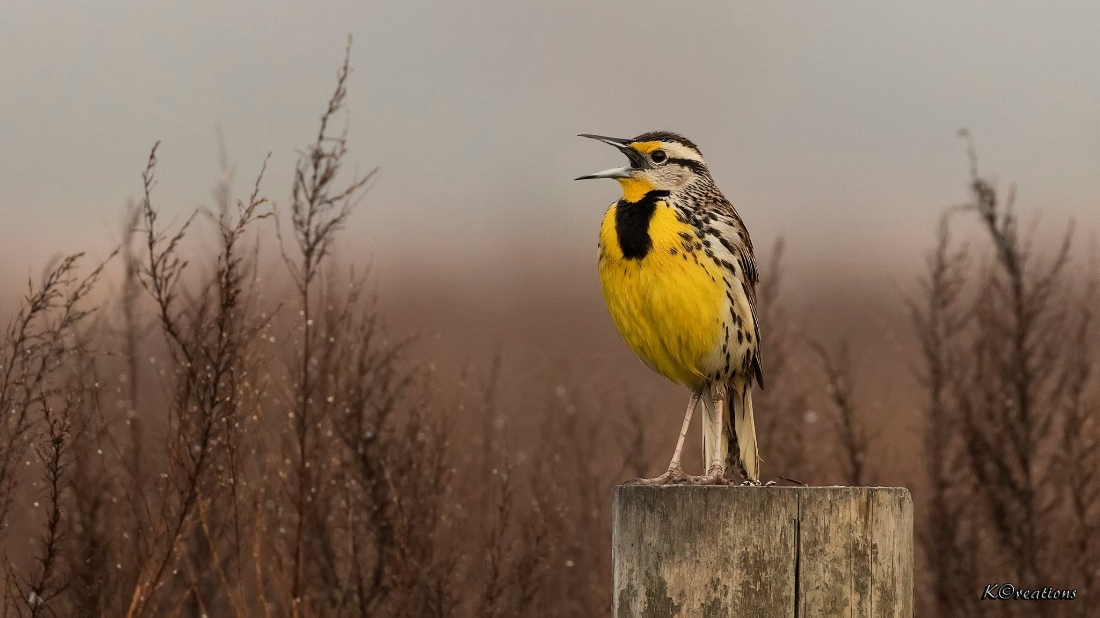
[612,486,913,617]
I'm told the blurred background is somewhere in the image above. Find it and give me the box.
[1,2,1098,616]
[4,2,1099,330]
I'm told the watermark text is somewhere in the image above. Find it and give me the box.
[981,584,1077,601]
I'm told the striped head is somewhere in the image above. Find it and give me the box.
[575,131,712,202]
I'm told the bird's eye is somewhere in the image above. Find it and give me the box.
[651,150,667,164]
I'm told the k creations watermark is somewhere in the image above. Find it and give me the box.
[982,583,1077,601]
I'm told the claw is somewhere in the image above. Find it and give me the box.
[690,463,728,485]
[627,466,691,486]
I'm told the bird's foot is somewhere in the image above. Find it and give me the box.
[690,463,728,485]
[740,478,763,487]
[626,466,692,486]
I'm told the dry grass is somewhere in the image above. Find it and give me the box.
[905,133,1100,617]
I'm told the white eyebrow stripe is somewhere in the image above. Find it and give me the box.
[661,142,703,162]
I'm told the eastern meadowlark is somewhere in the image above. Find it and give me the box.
[577,131,763,484]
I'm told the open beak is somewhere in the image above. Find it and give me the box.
[575,134,644,180]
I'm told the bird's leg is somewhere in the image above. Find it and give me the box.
[627,391,699,486]
[694,394,728,485]
[666,391,699,474]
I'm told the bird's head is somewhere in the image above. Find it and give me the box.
[575,131,711,202]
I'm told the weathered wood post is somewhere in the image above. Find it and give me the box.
[612,486,913,617]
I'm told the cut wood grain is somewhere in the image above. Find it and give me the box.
[612,486,913,618]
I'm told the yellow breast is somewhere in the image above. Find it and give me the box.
[597,200,726,389]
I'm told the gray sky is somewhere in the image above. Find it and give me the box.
[2,1,1099,302]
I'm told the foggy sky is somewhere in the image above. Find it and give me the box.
[2,1,1099,305]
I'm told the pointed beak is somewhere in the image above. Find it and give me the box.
[578,134,633,149]
[575,166,632,181]
[575,134,644,180]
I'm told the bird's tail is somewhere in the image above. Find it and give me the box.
[730,378,760,481]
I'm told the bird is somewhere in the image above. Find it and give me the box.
[576,131,763,484]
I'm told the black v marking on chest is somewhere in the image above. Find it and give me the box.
[615,190,670,260]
